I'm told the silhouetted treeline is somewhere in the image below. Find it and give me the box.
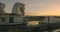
[26,16,46,21]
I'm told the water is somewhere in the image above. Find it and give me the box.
[27,21,40,26]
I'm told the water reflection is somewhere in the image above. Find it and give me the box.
[27,21,40,26]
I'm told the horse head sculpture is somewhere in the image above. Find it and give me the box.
[12,2,25,15]
[0,2,5,15]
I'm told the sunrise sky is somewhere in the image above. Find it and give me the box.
[0,0,60,16]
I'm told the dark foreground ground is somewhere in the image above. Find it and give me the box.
[0,24,48,32]
[0,22,60,32]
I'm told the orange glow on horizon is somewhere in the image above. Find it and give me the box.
[25,11,60,16]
